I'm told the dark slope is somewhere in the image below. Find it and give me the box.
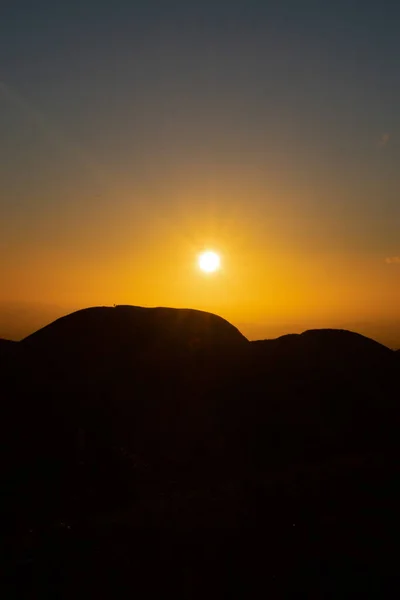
[252,328,391,366]
[246,329,398,462]
[22,305,247,354]
[15,308,248,468]
[4,307,249,527]
[0,337,17,357]
[2,308,400,596]
[0,337,16,346]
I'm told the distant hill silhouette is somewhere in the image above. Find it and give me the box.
[252,328,392,372]
[2,305,399,596]
[0,301,69,341]
[254,326,391,354]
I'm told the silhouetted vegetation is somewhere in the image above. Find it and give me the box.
[2,306,399,596]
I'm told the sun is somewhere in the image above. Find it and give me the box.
[198,250,221,273]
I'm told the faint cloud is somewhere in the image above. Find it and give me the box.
[385,257,400,264]
[378,133,390,148]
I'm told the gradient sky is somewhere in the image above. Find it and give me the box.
[1,0,399,334]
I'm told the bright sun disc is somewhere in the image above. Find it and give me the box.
[198,250,221,273]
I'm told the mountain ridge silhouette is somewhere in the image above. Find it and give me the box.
[16,304,398,354]
[2,305,399,595]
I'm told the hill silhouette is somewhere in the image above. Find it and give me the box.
[2,306,399,596]
[22,305,247,359]
[253,327,391,359]
[0,337,16,353]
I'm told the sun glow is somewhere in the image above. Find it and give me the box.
[198,250,221,273]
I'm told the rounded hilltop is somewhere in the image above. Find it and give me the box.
[251,327,393,372]
[21,305,249,358]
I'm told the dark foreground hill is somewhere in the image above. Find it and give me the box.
[2,306,400,597]
[0,338,16,358]
[22,304,248,354]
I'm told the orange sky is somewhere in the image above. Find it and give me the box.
[1,1,400,343]
[2,176,399,329]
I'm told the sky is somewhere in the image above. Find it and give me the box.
[1,1,400,343]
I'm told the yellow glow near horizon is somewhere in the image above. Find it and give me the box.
[198,250,221,273]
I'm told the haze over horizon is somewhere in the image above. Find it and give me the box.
[1,1,399,339]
